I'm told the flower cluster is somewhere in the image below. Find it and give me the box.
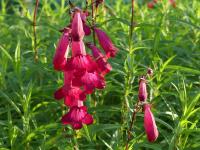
[53,8,117,130]
[138,69,159,142]
[147,0,176,9]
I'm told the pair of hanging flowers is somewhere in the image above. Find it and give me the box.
[138,69,159,142]
[53,6,117,129]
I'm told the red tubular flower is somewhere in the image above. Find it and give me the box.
[94,28,118,58]
[87,43,112,75]
[144,104,159,142]
[71,11,85,41]
[54,86,86,107]
[71,41,86,56]
[153,0,158,3]
[64,87,86,107]
[83,24,91,36]
[65,41,96,75]
[81,72,105,94]
[61,106,93,130]
[53,28,70,71]
[169,0,176,8]
[147,1,155,9]
[54,71,86,105]
[54,87,65,100]
[66,55,96,76]
[138,77,147,101]
[81,11,91,36]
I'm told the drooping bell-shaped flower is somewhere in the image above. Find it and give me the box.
[83,24,91,36]
[87,43,112,75]
[64,88,86,107]
[61,106,93,129]
[71,11,85,41]
[72,40,86,56]
[94,28,118,58]
[65,41,96,75]
[64,42,95,77]
[81,71,105,94]
[138,77,147,101]
[144,104,159,142]
[54,71,86,106]
[53,28,70,71]
[147,1,155,9]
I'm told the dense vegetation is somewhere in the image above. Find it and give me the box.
[0,0,200,149]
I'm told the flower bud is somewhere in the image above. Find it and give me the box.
[94,28,118,58]
[147,1,155,9]
[138,77,147,101]
[71,11,85,41]
[147,68,153,76]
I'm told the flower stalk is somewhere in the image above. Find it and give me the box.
[124,0,135,148]
[125,101,141,150]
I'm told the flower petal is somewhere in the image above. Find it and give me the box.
[82,114,93,125]
[144,104,159,142]
[72,122,83,129]
[54,87,64,100]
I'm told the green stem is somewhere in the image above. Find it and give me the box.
[91,0,96,45]
[33,0,39,62]
[129,0,134,52]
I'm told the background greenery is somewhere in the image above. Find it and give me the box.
[0,0,200,149]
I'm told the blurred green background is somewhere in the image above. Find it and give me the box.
[0,0,200,149]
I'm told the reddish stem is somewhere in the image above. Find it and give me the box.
[125,101,141,150]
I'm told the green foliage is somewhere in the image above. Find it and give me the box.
[0,0,200,149]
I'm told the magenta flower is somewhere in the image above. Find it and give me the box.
[80,11,91,36]
[71,41,86,56]
[54,71,86,106]
[83,24,91,36]
[71,11,85,41]
[144,104,159,142]
[87,43,112,75]
[138,77,147,101]
[63,87,86,107]
[66,55,96,76]
[53,28,70,71]
[61,106,93,129]
[65,41,96,75]
[54,86,86,103]
[53,7,117,130]
[94,28,118,58]
[81,71,105,94]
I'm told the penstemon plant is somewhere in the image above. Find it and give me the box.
[1,0,200,149]
[52,0,117,130]
[125,68,159,149]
